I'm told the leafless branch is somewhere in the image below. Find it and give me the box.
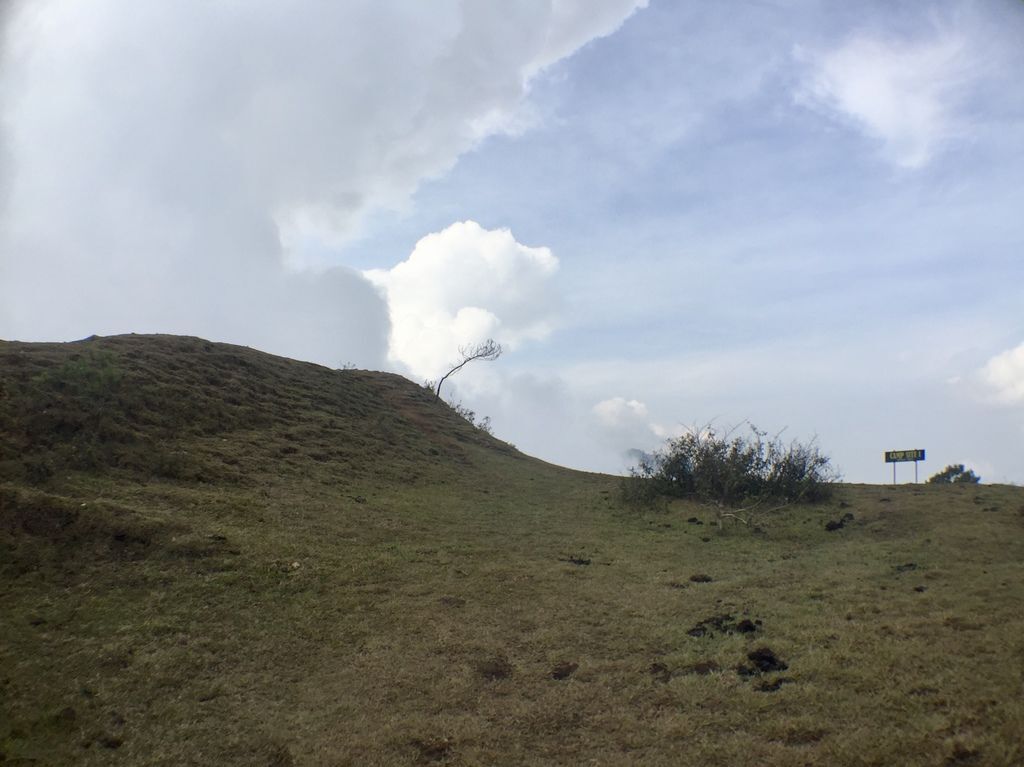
[435,339,502,399]
[705,499,792,529]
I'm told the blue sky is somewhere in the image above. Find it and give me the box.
[2,0,1022,482]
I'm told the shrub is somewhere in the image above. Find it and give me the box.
[630,424,838,513]
[423,381,494,435]
[449,401,493,435]
[927,464,981,484]
[618,470,666,511]
[36,352,123,401]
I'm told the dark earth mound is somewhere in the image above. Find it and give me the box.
[687,614,760,638]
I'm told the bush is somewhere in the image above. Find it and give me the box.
[449,401,493,435]
[619,470,666,511]
[36,352,123,401]
[631,424,838,510]
[423,381,493,435]
[927,464,981,484]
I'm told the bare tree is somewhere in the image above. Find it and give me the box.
[435,339,502,399]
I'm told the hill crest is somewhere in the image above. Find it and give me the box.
[0,333,522,487]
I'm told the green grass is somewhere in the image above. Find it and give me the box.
[2,335,1023,766]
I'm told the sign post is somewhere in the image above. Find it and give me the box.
[884,449,925,484]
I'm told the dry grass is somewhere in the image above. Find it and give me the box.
[2,335,1023,766]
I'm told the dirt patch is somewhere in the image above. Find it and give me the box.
[736,646,788,676]
[550,662,578,680]
[99,648,133,672]
[780,727,827,745]
[560,555,591,566]
[411,737,452,764]
[680,660,720,676]
[754,676,793,692]
[894,562,918,572]
[826,512,855,531]
[944,742,982,765]
[687,614,760,638]
[98,735,125,750]
[82,731,126,750]
[649,662,672,684]
[57,706,77,721]
[438,596,465,608]
[475,655,513,681]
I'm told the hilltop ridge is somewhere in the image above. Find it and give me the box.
[0,333,525,489]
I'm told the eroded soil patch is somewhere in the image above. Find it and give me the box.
[475,655,514,681]
[411,737,452,764]
[688,614,760,638]
[754,676,794,692]
[680,660,720,676]
[736,646,788,676]
[550,662,578,680]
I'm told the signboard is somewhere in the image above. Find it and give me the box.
[885,449,925,463]
[884,448,925,483]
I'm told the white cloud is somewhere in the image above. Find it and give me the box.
[528,0,650,76]
[0,0,642,360]
[366,221,559,379]
[796,30,976,168]
[980,342,1024,405]
[590,396,670,465]
[593,396,649,427]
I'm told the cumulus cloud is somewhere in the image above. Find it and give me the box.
[0,0,643,362]
[979,342,1024,405]
[796,29,977,168]
[365,221,559,379]
[593,396,649,427]
[590,396,671,466]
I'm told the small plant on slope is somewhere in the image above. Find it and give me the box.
[420,381,494,435]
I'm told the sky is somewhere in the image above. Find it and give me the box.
[1,0,1022,484]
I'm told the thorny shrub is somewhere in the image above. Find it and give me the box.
[627,424,838,512]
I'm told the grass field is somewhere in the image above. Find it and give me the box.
[2,335,1023,766]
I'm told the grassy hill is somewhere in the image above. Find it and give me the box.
[1,334,1022,766]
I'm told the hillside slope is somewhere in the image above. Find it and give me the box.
[0,333,523,487]
[2,335,1023,767]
